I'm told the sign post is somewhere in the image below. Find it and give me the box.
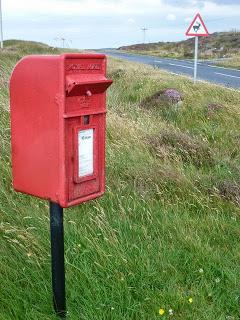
[0,0,3,49]
[194,36,198,83]
[185,13,209,83]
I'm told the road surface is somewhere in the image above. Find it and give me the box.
[102,51,240,90]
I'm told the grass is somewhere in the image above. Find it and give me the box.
[216,56,240,70]
[1,41,240,320]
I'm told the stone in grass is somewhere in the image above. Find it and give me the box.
[140,88,183,109]
[162,89,183,105]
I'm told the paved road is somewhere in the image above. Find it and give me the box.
[102,51,240,90]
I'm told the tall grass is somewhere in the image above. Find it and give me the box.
[216,56,240,70]
[0,41,240,320]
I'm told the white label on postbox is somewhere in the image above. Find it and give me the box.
[78,129,94,177]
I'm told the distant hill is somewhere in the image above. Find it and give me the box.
[118,32,240,59]
[2,39,60,55]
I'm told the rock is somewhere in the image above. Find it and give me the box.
[140,88,183,109]
[162,89,183,104]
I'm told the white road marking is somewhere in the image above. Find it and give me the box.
[170,73,239,92]
[208,64,240,72]
[169,63,193,69]
[215,72,240,79]
[170,72,182,76]
[186,61,203,66]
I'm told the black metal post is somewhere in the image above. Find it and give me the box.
[50,202,66,318]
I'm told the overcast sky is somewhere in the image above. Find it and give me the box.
[2,0,240,48]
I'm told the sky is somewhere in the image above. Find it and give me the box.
[2,0,240,49]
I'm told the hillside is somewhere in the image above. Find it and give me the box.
[2,39,60,56]
[1,41,240,319]
[119,31,240,60]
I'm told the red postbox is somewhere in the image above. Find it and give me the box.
[10,53,112,208]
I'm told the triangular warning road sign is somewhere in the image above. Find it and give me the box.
[186,13,209,37]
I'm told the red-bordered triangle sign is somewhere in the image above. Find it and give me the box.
[186,13,209,37]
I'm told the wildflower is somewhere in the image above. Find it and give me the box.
[169,309,174,316]
[159,308,165,316]
[215,277,220,283]
[188,297,193,304]
[199,268,204,274]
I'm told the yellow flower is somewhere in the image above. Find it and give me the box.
[159,308,165,316]
[188,297,193,304]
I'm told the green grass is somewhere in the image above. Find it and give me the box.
[1,41,240,320]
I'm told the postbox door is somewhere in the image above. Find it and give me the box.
[66,114,105,203]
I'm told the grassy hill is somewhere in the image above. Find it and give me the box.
[1,40,240,319]
[2,39,60,56]
[119,32,240,67]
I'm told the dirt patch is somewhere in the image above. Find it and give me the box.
[108,68,126,80]
[233,134,240,147]
[217,181,240,205]
[148,129,214,167]
[140,89,183,109]
[207,103,224,118]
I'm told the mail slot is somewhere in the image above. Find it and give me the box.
[10,53,112,207]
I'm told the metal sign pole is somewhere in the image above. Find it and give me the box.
[194,36,198,83]
[50,202,66,318]
[0,0,3,49]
